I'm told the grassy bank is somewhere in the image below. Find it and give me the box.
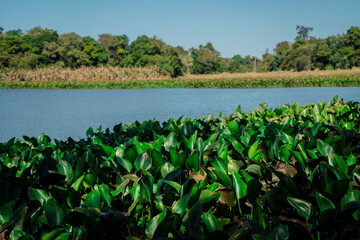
[1,97,360,239]
[1,67,360,89]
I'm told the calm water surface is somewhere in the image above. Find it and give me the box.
[0,87,359,142]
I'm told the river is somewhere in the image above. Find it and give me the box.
[0,87,359,142]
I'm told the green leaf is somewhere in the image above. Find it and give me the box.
[42,227,64,240]
[341,105,350,115]
[71,176,84,191]
[248,140,261,160]
[287,197,313,220]
[233,172,247,199]
[140,175,154,203]
[116,157,133,173]
[341,190,360,220]
[28,187,50,205]
[56,160,74,182]
[232,140,244,154]
[172,194,190,216]
[134,151,152,171]
[44,198,64,227]
[164,180,182,193]
[151,150,164,167]
[271,223,289,240]
[0,202,13,225]
[145,211,166,237]
[85,190,101,209]
[214,170,232,187]
[160,162,176,178]
[164,132,178,151]
[101,144,115,158]
[86,127,94,138]
[201,212,223,232]
[346,155,357,165]
[185,151,200,172]
[182,203,203,233]
[316,192,335,214]
[317,140,335,157]
[228,120,240,135]
[55,233,70,240]
[245,164,262,176]
[99,184,112,206]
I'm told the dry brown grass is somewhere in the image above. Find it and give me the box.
[0,66,170,82]
[1,66,360,83]
[179,68,360,80]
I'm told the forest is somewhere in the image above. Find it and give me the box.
[0,25,359,78]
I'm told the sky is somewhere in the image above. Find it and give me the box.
[1,0,360,58]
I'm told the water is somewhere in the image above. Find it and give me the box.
[0,87,359,142]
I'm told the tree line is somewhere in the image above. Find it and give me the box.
[0,25,359,77]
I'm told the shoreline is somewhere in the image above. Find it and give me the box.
[1,67,360,89]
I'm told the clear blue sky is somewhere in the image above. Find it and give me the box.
[1,0,359,58]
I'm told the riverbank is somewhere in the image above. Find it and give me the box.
[1,67,360,89]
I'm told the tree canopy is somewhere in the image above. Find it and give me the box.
[0,25,359,77]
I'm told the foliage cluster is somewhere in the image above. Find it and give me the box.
[0,27,184,78]
[262,26,360,72]
[1,97,360,239]
[1,26,359,77]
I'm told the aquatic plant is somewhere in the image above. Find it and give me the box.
[0,96,359,239]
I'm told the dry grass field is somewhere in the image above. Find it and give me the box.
[1,66,360,88]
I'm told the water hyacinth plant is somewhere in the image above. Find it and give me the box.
[0,96,359,239]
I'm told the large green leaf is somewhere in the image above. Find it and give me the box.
[116,157,133,173]
[134,151,152,171]
[44,198,64,227]
[85,190,101,209]
[317,139,335,157]
[316,192,335,214]
[71,176,84,191]
[56,160,74,182]
[145,211,166,237]
[232,171,247,199]
[28,187,50,205]
[201,211,223,232]
[287,197,313,220]
[248,140,261,160]
[86,127,94,138]
[164,132,178,151]
[185,151,200,172]
[140,175,154,203]
[99,184,112,206]
[0,202,13,225]
[172,194,190,216]
[101,144,116,158]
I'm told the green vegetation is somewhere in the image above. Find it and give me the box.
[1,68,360,89]
[1,97,360,239]
[0,25,360,77]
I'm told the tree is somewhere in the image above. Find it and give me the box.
[58,33,88,67]
[83,37,108,66]
[190,42,223,74]
[6,28,24,37]
[296,25,314,40]
[98,34,128,65]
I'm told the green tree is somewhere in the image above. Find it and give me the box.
[58,33,89,67]
[296,25,314,40]
[98,34,128,65]
[191,42,223,74]
[83,36,108,66]
[6,28,24,37]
